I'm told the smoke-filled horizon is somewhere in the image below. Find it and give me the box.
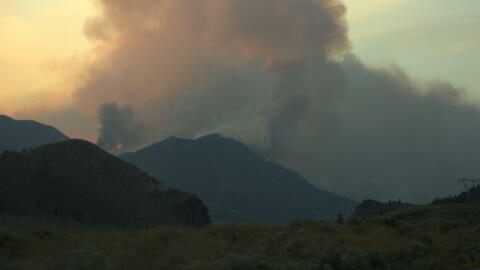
[13,0,480,203]
[73,0,480,203]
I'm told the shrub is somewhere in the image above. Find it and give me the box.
[319,224,336,233]
[346,216,363,226]
[380,218,398,228]
[111,247,144,270]
[213,253,278,270]
[338,250,370,270]
[285,237,318,260]
[417,235,433,246]
[365,249,389,269]
[0,257,17,270]
[30,230,55,240]
[0,233,27,258]
[0,232,14,248]
[63,247,109,270]
[270,230,289,244]
[287,219,321,230]
[288,218,303,229]
[282,260,317,270]
[456,253,471,264]
[153,253,189,270]
[439,221,461,233]
[397,224,415,236]
[411,258,440,270]
[397,241,430,260]
[317,246,389,270]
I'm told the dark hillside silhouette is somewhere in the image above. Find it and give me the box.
[0,139,210,227]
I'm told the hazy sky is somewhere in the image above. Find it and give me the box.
[1,0,479,134]
[0,0,93,117]
[0,0,478,135]
[344,0,480,97]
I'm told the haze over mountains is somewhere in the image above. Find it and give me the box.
[0,115,69,152]
[3,0,479,203]
[0,139,210,226]
[122,134,357,224]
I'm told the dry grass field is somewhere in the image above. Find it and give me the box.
[1,204,480,270]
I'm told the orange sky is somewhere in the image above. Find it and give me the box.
[0,0,94,114]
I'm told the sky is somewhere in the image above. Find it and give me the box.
[1,0,480,202]
[0,0,478,131]
[0,0,92,106]
[344,0,480,97]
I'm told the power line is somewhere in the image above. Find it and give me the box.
[458,178,480,191]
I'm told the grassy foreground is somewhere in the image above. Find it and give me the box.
[1,205,480,270]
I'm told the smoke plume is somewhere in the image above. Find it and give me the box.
[97,102,146,153]
[74,0,480,202]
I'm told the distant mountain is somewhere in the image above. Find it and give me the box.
[121,134,357,224]
[0,140,210,227]
[0,115,69,152]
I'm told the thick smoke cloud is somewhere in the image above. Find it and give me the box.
[272,57,480,202]
[75,0,480,202]
[97,102,146,153]
[77,0,349,151]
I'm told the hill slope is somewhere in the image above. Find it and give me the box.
[355,185,480,219]
[433,184,480,204]
[353,200,415,219]
[0,140,210,227]
[0,115,69,152]
[121,134,357,224]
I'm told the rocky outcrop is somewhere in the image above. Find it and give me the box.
[0,140,210,227]
[353,200,415,219]
[0,115,69,152]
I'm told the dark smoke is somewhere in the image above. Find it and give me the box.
[97,102,147,153]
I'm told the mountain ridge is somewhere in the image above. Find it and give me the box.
[122,134,358,224]
[0,115,69,152]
